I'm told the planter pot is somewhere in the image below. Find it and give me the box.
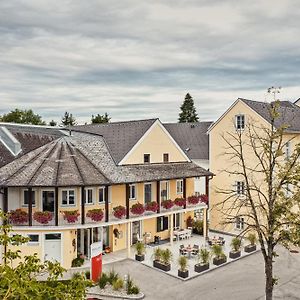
[194,263,209,273]
[178,269,189,278]
[135,254,145,262]
[213,257,227,266]
[229,250,241,259]
[153,260,171,271]
[244,244,256,253]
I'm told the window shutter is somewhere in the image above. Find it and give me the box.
[157,217,161,232]
[163,216,169,230]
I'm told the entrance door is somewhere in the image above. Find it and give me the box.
[132,221,141,244]
[44,233,61,263]
[42,191,55,212]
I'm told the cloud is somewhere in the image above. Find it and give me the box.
[0,0,300,124]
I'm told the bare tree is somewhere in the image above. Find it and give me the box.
[215,88,300,300]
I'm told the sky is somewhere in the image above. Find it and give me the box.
[1,0,300,124]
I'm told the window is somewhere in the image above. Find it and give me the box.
[236,181,245,196]
[144,154,150,164]
[27,234,39,245]
[176,179,183,194]
[173,213,180,229]
[62,190,75,206]
[45,233,61,240]
[99,187,105,203]
[85,188,93,204]
[157,216,169,232]
[23,190,36,207]
[160,181,169,201]
[144,183,152,203]
[163,153,169,163]
[235,217,244,230]
[235,114,245,130]
[129,184,136,200]
[285,141,291,159]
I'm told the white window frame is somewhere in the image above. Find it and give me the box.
[235,217,244,230]
[236,181,245,196]
[99,187,105,204]
[61,189,76,206]
[27,234,40,245]
[144,183,152,203]
[176,179,184,195]
[173,213,181,229]
[160,181,169,201]
[235,114,245,130]
[129,184,136,200]
[22,189,36,207]
[85,188,94,205]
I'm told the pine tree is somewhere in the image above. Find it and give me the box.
[178,93,199,123]
[91,113,111,124]
[61,112,76,126]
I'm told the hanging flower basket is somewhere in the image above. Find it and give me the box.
[9,209,28,225]
[33,211,53,224]
[86,209,104,222]
[131,203,145,215]
[200,194,209,204]
[174,197,186,207]
[145,201,159,212]
[113,205,126,219]
[161,199,174,210]
[187,195,200,205]
[63,210,80,223]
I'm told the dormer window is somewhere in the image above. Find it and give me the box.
[144,154,150,164]
[235,114,245,130]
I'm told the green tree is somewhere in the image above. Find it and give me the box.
[0,109,45,125]
[91,113,111,124]
[178,93,199,123]
[49,120,57,126]
[0,210,91,299]
[61,112,76,126]
[216,88,300,299]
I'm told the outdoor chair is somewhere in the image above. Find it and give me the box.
[192,244,199,255]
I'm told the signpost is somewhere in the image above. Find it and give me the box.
[91,241,102,282]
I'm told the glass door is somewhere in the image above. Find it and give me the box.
[132,221,141,244]
[42,191,55,212]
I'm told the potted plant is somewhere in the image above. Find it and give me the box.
[159,248,172,271]
[178,255,189,278]
[33,211,53,224]
[161,199,174,210]
[229,237,242,259]
[86,208,104,222]
[130,203,145,215]
[135,241,145,261]
[152,247,162,268]
[195,248,210,273]
[244,233,257,253]
[145,201,158,212]
[200,194,209,204]
[187,195,200,205]
[62,210,80,223]
[211,244,227,266]
[174,197,186,207]
[192,220,203,235]
[113,206,126,219]
[9,209,28,225]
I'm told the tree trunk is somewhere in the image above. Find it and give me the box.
[265,256,273,300]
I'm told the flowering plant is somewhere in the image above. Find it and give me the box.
[200,194,209,204]
[113,205,126,219]
[86,208,104,222]
[131,202,145,215]
[63,210,80,223]
[161,199,174,210]
[187,195,200,205]
[33,211,53,224]
[9,209,28,225]
[174,197,186,207]
[145,201,159,212]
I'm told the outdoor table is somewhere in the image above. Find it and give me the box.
[183,246,193,259]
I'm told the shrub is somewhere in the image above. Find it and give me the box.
[161,199,174,209]
[112,278,124,291]
[85,270,90,279]
[153,247,162,261]
[135,241,145,256]
[86,209,104,222]
[231,237,242,252]
[178,255,188,272]
[99,272,109,289]
[174,197,186,207]
[145,201,158,212]
[198,248,210,265]
[211,244,225,260]
[193,220,203,234]
[246,233,257,245]
[9,209,28,225]
[113,206,126,219]
[130,203,145,215]
[126,275,140,295]
[108,269,119,285]
[71,253,85,267]
[161,249,172,265]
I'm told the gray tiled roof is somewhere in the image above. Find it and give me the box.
[164,122,213,160]
[240,99,300,132]
[72,119,157,163]
[0,131,212,187]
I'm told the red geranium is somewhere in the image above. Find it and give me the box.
[113,205,126,219]
[161,199,174,210]
[9,209,28,225]
[187,195,200,205]
[145,201,159,212]
[131,203,145,215]
[174,197,186,207]
[86,209,104,222]
[33,211,53,224]
[200,194,209,204]
[63,210,80,223]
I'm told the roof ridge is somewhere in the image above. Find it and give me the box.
[73,118,158,127]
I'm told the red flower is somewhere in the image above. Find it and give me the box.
[86,209,104,222]
[174,197,186,207]
[145,201,159,212]
[161,199,174,209]
[63,210,80,223]
[9,209,28,225]
[131,203,145,215]
[113,206,126,219]
[200,194,209,204]
[187,195,200,205]
[33,211,53,224]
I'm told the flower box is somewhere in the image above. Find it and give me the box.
[131,203,145,215]
[174,197,186,207]
[229,250,241,259]
[86,209,104,222]
[194,263,209,273]
[187,195,200,205]
[161,199,174,210]
[153,260,171,272]
[213,256,227,266]
[63,210,80,223]
[200,194,209,204]
[244,244,256,253]
[9,209,28,225]
[113,206,126,219]
[33,211,53,224]
[135,254,145,261]
[145,201,158,212]
[178,270,189,278]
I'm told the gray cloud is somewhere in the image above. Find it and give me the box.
[0,0,300,124]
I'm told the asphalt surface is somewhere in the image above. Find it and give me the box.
[103,246,300,300]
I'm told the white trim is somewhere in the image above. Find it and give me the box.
[160,180,169,201]
[61,189,76,206]
[176,179,183,195]
[118,119,190,165]
[27,233,40,246]
[98,186,106,204]
[42,232,63,265]
[144,182,153,203]
[129,184,137,200]
[0,126,22,156]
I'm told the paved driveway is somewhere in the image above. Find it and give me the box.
[103,246,300,300]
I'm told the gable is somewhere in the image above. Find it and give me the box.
[119,120,190,165]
